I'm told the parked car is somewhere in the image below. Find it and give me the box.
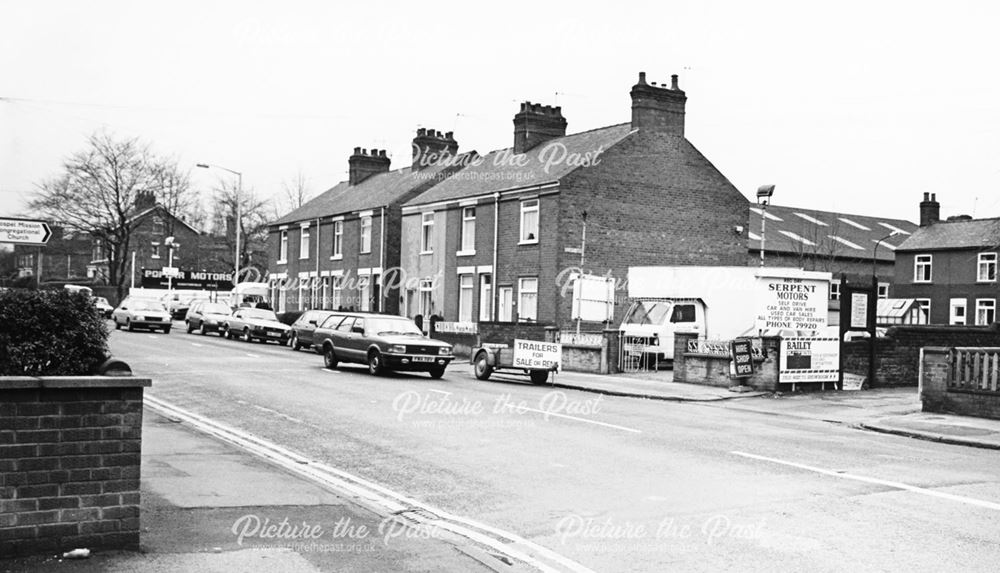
[185,301,235,335]
[289,310,339,352]
[223,307,291,344]
[161,293,206,321]
[313,313,453,378]
[93,296,113,318]
[111,298,173,333]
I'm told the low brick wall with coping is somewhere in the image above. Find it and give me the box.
[0,376,151,557]
[921,346,1000,420]
[673,333,781,391]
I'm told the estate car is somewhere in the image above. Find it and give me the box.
[313,313,453,378]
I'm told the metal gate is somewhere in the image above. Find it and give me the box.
[618,332,660,372]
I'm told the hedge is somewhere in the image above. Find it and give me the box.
[0,289,109,376]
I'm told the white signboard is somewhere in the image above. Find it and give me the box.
[0,218,51,245]
[512,339,562,371]
[433,321,478,334]
[571,274,615,322]
[779,337,840,383]
[850,292,869,329]
[757,277,828,333]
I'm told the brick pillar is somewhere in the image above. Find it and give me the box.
[673,333,699,383]
[0,376,151,557]
[920,347,952,413]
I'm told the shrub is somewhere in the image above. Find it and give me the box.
[0,289,109,376]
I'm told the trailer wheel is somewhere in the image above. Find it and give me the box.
[473,351,493,381]
[529,370,549,385]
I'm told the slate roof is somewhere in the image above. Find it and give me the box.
[271,159,463,226]
[748,204,918,262]
[896,217,1000,251]
[403,123,635,206]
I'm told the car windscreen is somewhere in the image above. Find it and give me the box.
[623,301,672,325]
[243,309,278,321]
[366,317,423,336]
[202,303,232,315]
[130,300,166,311]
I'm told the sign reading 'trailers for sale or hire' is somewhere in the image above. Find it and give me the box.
[512,339,562,372]
[757,277,828,332]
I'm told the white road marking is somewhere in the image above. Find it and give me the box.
[515,405,642,434]
[189,342,205,347]
[143,395,594,573]
[245,353,260,358]
[732,451,1000,511]
[322,368,342,374]
[251,404,309,425]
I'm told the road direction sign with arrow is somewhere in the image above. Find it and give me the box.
[0,218,52,245]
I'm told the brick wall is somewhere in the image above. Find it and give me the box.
[673,333,780,390]
[478,322,555,345]
[920,347,1000,420]
[0,377,150,557]
[844,324,1000,387]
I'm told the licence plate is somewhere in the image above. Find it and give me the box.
[267,332,281,337]
[412,356,434,362]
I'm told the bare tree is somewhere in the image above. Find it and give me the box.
[280,170,313,213]
[28,131,185,297]
[152,158,204,232]
[208,178,274,274]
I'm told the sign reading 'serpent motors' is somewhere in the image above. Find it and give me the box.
[512,339,561,372]
[0,218,52,245]
[757,277,828,332]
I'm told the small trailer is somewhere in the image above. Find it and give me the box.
[471,340,561,385]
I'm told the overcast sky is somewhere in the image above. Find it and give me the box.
[3,0,999,226]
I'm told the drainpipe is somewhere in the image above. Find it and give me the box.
[492,192,500,320]
[315,216,321,308]
[379,206,386,313]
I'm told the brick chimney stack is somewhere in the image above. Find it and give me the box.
[919,192,940,226]
[630,71,687,136]
[513,102,567,154]
[134,190,156,211]
[412,128,459,171]
[348,147,391,186]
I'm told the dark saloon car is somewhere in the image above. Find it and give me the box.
[185,301,234,335]
[289,310,338,352]
[314,313,453,378]
[223,307,291,344]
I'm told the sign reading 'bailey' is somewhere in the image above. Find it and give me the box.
[141,268,234,291]
[512,339,562,371]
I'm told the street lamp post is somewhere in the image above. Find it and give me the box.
[756,185,776,267]
[196,164,243,285]
[164,236,179,292]
[872,230,900,283]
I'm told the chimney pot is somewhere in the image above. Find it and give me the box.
[353,147,361,155]
[931,193,936,201]
[671,74,679,90]
[919,192,941,226]
[445,131,454,139]
[379,149,387,157]
[638,71,647,85]
[417,128,426,136]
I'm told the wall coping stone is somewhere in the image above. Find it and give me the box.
[0,376,152,390]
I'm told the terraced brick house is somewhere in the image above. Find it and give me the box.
[892,193,1000,325]
[266,131,466,314]
[397,72,750,329]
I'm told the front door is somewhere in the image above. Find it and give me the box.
[498,287,513,322]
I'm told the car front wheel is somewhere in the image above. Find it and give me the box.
[429,366,445,379]
[290,333,300,351]
[243,328,253,342]
[126,319,134,332]
[367,350,384,376]
[163,326,171,334]
[324,346,339,369]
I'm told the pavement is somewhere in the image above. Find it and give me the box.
[1,410,517,573]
